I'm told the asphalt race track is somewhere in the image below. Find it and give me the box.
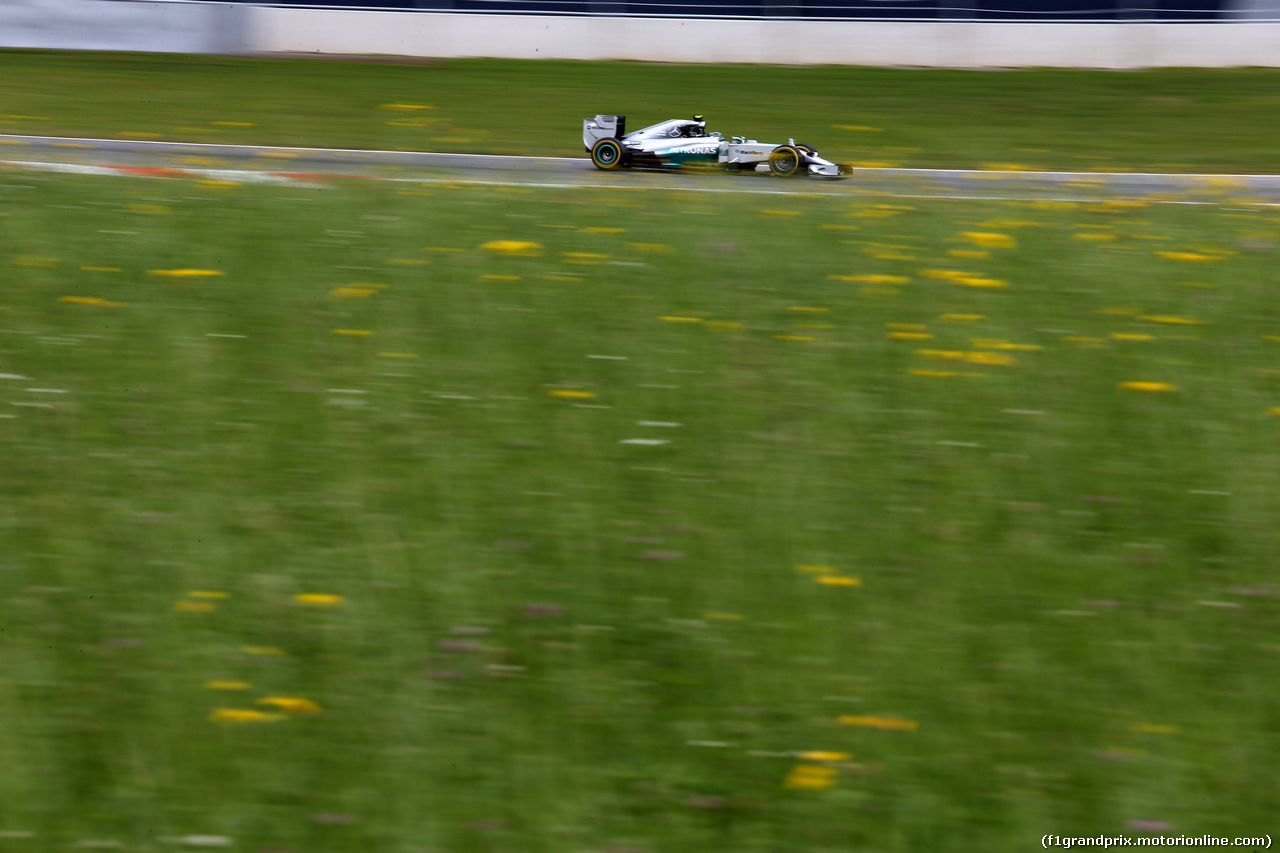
[4,134,1280,205]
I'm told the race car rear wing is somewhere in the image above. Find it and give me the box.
[583,114,627,151]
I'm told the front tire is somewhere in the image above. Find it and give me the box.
[591,137,626,171]
[769,145,804,178]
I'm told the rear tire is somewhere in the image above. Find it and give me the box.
[591,137,626,171]
[769,145,803,178]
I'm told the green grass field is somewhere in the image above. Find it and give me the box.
[5,49,1280,173]
[3,167,1280,850]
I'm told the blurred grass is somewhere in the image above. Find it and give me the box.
[2,170,1279,849]
[5,50,1280,172]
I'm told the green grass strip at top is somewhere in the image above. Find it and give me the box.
[4,49,1280,173]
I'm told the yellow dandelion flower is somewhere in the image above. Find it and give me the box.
[387,258,429,266]
[839,715,918,731]
[378,103,435,110]
[59,296,126,308]
[204,681,252,690]
[889,332,933,341]
[828,274,910,285]
[331,329,374,336]
[661,316,703,324]
[80,265,121,272]
[775,335,817,342]
[970,339,1040,351]
[919,269,969,281]
[1268,407,1280,416]
[982,163,1032,172]
[480,240,542,255]
[965,352,1017,366]
[187,591,230,599]
[198,179,239,189]
[1139,315,1206,325]
[549,390,597,400]
[761,209,803,217]
[148,269,224,277]
[15,257,58,267]
[581,226,626,234]
[209,708,284,723]
[916,349,968,361]
[789,306,829,313]
[1119,381,1177,393]
[1111,333,1154,341]
[798,751,852,762]
[960,232,1016,249]
[1155,251,1218,262]
[1131,723,1180,734]
[212,121,256,126]
[127,203,170,214]
[783,764,838,790]
[940,313,985,322]
[705,321,744,331]
[815,575,862,587]
[294,593,343,606]
[174,601,215,613]
[329,287,378,299]
[481,274,522,282]
[258,696,323,714]
[378,352,419,358]
[949,249,990,259]
[956,275,1007,288]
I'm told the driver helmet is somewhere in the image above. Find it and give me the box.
[690,114,706,136]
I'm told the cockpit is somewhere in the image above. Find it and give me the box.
[629,117,710,140]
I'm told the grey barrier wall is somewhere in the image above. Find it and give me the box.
[0,0,250,53]
[2,0,1280,64]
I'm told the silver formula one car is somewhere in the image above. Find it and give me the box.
[583,114,850,178]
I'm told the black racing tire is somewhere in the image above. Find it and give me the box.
[796,143,818,157]
[769,145,804,178]
[591,137,627,171]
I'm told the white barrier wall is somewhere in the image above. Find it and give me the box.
[247,7,1280,68]
[3,0,1280,67]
